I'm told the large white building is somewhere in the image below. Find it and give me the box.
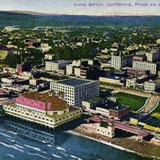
[45,60,72,72]
[66,60,81,76]
[133,60,157,75]
[66,64,74,76]
[146,51,160,62]
[50,78,100,106]
[3,92,81,128]
[144,80,160,92]
[110,56,128,70]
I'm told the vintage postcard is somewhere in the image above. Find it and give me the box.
[0,0,160,160]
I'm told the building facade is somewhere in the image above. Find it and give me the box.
[82,99,129,120]
[146,51,160,62]
[50,78,99,106]
[144,80,160,92]
[110,56,128,70]
[3,92,81,128]
[99,77,123,86]
[133,60,157,75]
[45,60,71,72]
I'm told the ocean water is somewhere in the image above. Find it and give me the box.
[0,118,153,160]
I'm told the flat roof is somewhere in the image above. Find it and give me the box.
[131,113,160,128]
[97,100,128,111]
[48,60,71,64]
[59,78,93,86]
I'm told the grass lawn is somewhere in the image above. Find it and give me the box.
[114,92,147,111]
[151,102,160,118]
[152,102,160,113]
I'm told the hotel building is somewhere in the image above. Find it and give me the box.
[110,55,128,70]
[133,60,157,75]
[45,60,71,72]
[50,78,100,106]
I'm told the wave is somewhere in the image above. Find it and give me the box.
[0,131,13,139]
[7,139,16,143]
[52,153,62,159]
[6,154,15,158]
[7,130,18,135]
[0,141,24,153]
[70,155,82,160]
[56,146,66,152]
[15,144,24,149]
[27,152,47,159]
[47,144,52,147]
[24,144,42,152]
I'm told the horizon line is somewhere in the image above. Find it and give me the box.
[0,10,160,17]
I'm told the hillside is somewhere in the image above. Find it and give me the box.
[0,11,160,27]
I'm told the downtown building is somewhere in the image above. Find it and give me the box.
[110,55,128,70]
[133,60,157,75]
[50,78,100,106]
[45,60,72,72]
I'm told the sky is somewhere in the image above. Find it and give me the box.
[0,0,160,16]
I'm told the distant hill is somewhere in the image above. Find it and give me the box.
[0,11,160,27]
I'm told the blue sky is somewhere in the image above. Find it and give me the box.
[0,0,160,15]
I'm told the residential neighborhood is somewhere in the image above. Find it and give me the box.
[0,12,160,160]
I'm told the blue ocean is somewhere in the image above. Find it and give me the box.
[0,118,153,160]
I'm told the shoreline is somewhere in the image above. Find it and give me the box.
[65,129,160,160]
[2,115,160,159]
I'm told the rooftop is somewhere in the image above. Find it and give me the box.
[97,100,128,111]
[21,92,69,111]
[131,113,160,128]
[48,60,72,64]
[59,78,94,86]
[85,97,102,103]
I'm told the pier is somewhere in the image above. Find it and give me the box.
[4,121,55,145]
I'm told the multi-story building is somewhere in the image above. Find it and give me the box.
[50,78,99,106]
[110,55,128,70]
[74,67,81,77]
[133,55,146,61]
[72,66,106,80]
[126,78,137,88]
[66,60,81,76]
[3,92,81,128]
[144,80,160,92]
[66,64,74,76]
[146,50,160,62]
[45,60,71,72]
[99,77,123,86]
[82,99,129,120]
[127,68,149,78]
[74,67,87,79]
[133,60,157,75]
